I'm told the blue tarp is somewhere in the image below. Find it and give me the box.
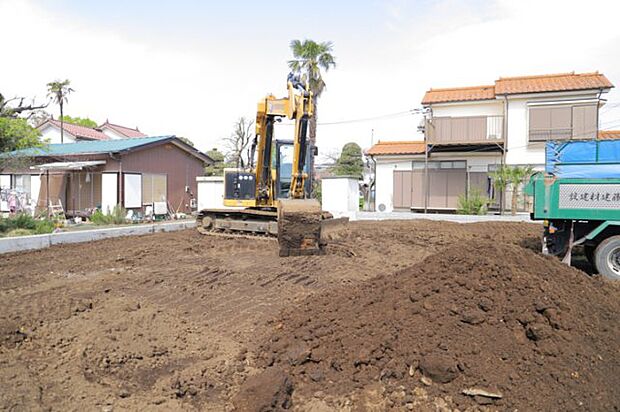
[546,140,620,178]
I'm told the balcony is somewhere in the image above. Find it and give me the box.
[425,115,504,145]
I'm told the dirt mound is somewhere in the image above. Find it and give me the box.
[232,367,293,411]
[259,240,620,411]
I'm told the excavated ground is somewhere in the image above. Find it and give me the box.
[0,220,618,411]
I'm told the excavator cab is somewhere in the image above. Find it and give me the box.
[275,139,315,199]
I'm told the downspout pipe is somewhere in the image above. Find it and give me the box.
[369,154,377,211]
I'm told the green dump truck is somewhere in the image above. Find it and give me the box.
[528,139,620,280]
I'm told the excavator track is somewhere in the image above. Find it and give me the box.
[196,208,278,241]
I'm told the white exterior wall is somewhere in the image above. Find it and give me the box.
[322,177,359,217]
[374,157,414,213]
[39,125,76,144]
[431,101,503,117]
[504,98,545,165]
[101,127,126,140]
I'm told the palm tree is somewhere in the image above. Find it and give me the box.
[490,165,511,215]
[288,39,336,150]
[47,79,74,144]
[508,165,534,215]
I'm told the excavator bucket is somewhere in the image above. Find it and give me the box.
[277,199,323,257]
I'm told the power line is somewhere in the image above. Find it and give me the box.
[280,108,422,126]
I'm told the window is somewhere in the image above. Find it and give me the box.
[529,104,596,141]
[142,173,167,204]
[13,175,31,193]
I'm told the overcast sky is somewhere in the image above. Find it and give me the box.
[1,0,619,159]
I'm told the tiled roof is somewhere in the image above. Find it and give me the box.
[367,141,426,156]
[495,72,613,95]
[422,71,613,104]
[100,121,147,138]
[598,130,620,140]
[422,85,495,105]
[41,119,110,140]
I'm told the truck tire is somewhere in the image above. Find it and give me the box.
[594,235,620,281]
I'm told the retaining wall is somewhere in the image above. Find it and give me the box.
[0,220,196,255]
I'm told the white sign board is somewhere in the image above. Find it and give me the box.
[559,184,620,209]
[123,173,142,208]
[101,173,118,214]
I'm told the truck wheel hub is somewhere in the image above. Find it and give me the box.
[609,247,620,275]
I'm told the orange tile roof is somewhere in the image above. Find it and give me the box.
[366,141,426,156]
[495,72,613,95]
[598,130,620,140]
[422,85,495,105]
[422,71,613,104]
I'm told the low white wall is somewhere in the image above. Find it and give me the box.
[0,220,196,255]
[197,176,225,210]
[322,177,359,217]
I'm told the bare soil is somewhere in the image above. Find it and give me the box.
[0,220,618,411]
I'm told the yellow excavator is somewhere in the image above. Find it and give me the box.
[197,73,325,256]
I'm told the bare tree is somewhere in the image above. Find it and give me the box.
[0,93,49,120]
[224,117,254,169]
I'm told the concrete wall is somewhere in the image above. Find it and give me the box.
[0,220,196,255]
[322,177,359,217]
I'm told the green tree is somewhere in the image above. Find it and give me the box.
[47,79,74,144]
[333,142,363,177]
[288,39,336,150]
[0,117,43,171]
[60,115,97,128]
[508,165,534,215]
[490,165,511,215]
[204,148,226,176]
[0,117,42,153]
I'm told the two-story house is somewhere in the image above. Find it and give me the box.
[368,71,614,213]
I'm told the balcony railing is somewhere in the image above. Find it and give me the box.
[425,115,504,145]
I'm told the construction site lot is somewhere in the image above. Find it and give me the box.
[1,220,619,411]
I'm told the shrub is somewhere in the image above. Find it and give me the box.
[6,228,34,237]
[457,189,490,215]
[109,205,127,225]
[90,205,127,225]
[90,209,110,225]
[10,213,37,230]
[34,219,55,234]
